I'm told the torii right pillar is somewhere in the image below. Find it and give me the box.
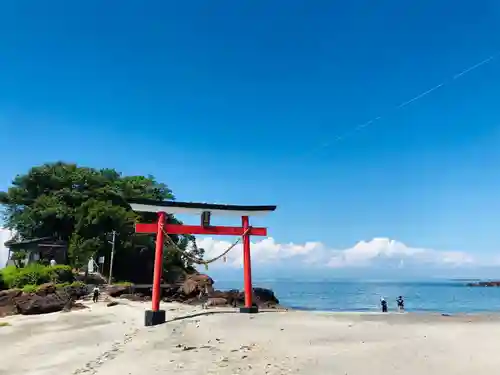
[240,215,258,313]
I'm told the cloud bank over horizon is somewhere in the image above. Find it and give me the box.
[196,236,492,272]
[1,226,495,277]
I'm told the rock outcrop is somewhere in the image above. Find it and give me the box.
[106,285,131,297]
[14,292,69,315]
[205,287,280,308]
[1,272,282,316]
[0,283,90,316]
[0,289,22,317]
[180,274,214,297]
[116,272,281,308]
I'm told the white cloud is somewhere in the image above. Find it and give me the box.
[325,238,475,268]
[196,236,477,270]
[0,228,13,268]
[0,228,480,273]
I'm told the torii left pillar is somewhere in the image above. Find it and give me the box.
[141,213,264,326]
[144,212,167,326]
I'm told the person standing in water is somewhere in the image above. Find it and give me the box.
[396,296,405,312]
[380,297,388,312]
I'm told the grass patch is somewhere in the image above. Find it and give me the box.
[0,264,74,289]
[113,281,133,287]
[0,322,11,327]
[21,284,39,293]
[21,281,86,293]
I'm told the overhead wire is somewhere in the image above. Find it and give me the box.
[316,52,499,148]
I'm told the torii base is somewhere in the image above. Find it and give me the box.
[145,310,166,326]
[239,306,259,314]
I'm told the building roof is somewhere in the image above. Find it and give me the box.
[4,237,67,249]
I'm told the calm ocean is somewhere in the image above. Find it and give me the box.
[214,279,500,314]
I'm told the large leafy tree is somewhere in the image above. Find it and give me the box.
[0,162,204,282]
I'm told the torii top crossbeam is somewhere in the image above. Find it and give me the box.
[128,198,277,326]
[129,198,276,216]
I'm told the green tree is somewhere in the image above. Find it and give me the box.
[0,162,204,282]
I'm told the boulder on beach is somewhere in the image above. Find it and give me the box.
[253,287,280,306]
[14,292,69,315]
[205,297,228,307]
[0,289,22,317]
[63,283,89,300]
[180,274,214,297]
[0,283,91,316]
[106,285,131,297]
[201,287,280,308]
[35,283,57,296]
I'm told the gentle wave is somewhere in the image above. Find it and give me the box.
[214,279,500,313]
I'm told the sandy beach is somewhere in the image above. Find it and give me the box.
[2,301,500,375]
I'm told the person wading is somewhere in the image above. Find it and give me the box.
[92,286,100,303]
[380,297,388,313]
[396,296,405,312]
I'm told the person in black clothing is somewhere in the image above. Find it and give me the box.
[396,296,404,312]
[380,297,388,312]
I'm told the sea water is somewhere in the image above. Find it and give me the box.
[214,279,500,314]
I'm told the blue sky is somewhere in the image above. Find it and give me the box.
[1,1,500,276]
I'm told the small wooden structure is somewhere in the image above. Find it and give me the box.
[4,237,68,266]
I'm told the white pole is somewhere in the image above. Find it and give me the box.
[108,230,116,284]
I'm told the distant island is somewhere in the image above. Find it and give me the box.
[466,280,500,287]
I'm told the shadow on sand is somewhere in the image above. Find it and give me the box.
[165,308,287,323]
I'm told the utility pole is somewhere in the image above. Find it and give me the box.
[108,230,116,284]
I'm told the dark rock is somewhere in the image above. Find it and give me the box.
[180,274,214,298]
[1,282,90,316]
[253,287,280,306]
[205,287,279,308]
[0,289,22,317]
[35,283,57,296]
[206,297,228,307]
[107,301,119,307]
[467,281,500,287]
[15,292,68,315]
[209,289,242,306]
[62,284,89,299]
[188,273,214,285]
[107,285,130,297]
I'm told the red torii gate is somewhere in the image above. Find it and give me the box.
[129,198,277,326]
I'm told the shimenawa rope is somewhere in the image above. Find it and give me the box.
[161,226,251,270]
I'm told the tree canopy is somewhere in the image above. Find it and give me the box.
[0,162,204,282]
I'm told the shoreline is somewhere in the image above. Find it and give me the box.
[290,306,500,315]
[5,298,500,323]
